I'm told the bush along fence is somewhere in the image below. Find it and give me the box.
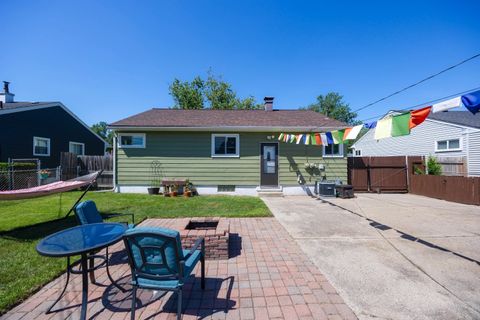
[348,155,480,205]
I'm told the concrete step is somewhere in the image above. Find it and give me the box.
[256,186,284,197]
[257,191,284,197]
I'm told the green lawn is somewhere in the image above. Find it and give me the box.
[0,191,271,314]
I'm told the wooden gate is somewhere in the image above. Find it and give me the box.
[348,156,422,193]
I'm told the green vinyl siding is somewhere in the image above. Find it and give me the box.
[116,132,347,186]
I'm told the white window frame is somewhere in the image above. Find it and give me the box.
[322,144,344,158]
[33,136,51,156]
[69,141,85,155]
[117,133,146,148]
[434,138,462,153]
[354,149,361,156]
[211,134,240,158]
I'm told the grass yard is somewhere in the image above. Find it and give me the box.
[0,191,271,314]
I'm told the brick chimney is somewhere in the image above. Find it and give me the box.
[264,96,274,111]
[0,81,14,103]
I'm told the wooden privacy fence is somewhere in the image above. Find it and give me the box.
[348,156,480,205]
[60,152,113,188]
[347,156,422,192]
[410,175,480,205]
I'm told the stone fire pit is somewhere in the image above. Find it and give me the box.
[177,218,230,260]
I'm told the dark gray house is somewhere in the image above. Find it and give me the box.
[0,82,107,168]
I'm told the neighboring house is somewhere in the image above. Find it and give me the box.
[0,82,107,168]
[109,97,349,195]
[352,111,480,176]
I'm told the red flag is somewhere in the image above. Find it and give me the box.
[314,133,322,145]
[409,106,432,129]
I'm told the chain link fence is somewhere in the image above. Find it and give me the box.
[0,167,61,191]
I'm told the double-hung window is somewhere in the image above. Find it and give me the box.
[211,134,239,157]
[33,137,50,156]
[118,133,146,148]
[435,139,461,152]
[69,142,85,155]
[323,144,343,157]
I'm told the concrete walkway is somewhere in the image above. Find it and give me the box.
[262,194,480,320]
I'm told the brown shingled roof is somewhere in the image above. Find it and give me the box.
[109,108,348,130]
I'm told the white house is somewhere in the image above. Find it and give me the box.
[351,111,480,176]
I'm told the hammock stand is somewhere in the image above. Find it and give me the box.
[0,170,103,218]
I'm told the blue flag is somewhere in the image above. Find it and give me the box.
[461,90,480,115]
[325,132,334,145]
[364,121,377,129]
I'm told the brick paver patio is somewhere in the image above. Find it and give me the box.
[1,218,356,320]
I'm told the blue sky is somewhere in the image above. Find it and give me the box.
[2,0,479,125]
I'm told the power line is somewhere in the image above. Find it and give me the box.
[359,85,480,123]
[353,52,480,113]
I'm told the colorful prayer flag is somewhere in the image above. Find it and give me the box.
[391,113,411,137]
[290,134,296,143]
[325,132,334,144]
[330,130,344,144]
[310,133,317,145]
[431,97,462,113]
[461,90,480,115]
[314,133,322,145]
[320,133,329,145]
[278,133,284,141]
[409,106,431,129]
[364,121,377,129]
[344,125,363,140]
[304,134,311,145]
[374,117,393,140]
[296,134,303,144]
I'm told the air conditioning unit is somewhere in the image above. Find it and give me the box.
[315,181,336,197]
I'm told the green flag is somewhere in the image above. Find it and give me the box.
[391,113,411,137]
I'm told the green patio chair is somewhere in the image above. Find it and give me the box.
[123,227,205,320]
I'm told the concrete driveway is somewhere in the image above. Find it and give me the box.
[262,194,480,320]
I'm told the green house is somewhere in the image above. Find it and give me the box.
[109,97,348,196]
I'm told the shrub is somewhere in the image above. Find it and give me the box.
[427,157,442,175]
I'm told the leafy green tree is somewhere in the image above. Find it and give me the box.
[169,76,205,109]
[91,121,113,146]
[304,92,360,125]
[204,73,237,109]
[236,96,263,110]
[168,71,262,110]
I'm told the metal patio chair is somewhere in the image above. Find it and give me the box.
[74,200,135,290]
[123,227,205,320]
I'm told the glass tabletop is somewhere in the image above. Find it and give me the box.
[36,223,127,257]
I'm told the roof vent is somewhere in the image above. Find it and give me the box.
[0,81,14,103]
[264,96,274,111]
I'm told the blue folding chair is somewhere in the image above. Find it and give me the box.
[74,200,135,290]
[123,227,205,320]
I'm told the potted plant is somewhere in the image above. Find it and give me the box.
[170,183,178,197]
[39,169,49,179]
[148,178,160,195]
[184,179,193,197]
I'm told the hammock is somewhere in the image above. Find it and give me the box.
[0,171,102,217]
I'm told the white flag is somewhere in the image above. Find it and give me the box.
[432,97,462,113]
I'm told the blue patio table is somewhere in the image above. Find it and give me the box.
[36,222,127,320]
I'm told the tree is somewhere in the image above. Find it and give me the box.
[304,92,360,125]
[169,76,205,109]
[168,71,262,110]
[204,73,237,110]
[91,121,113,146]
